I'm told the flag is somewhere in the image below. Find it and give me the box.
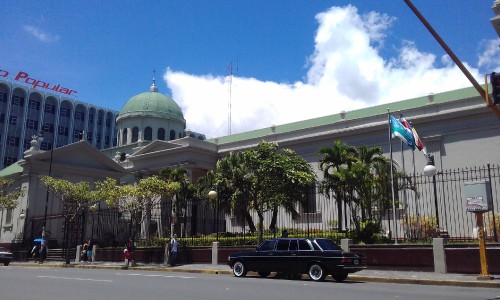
[411,127,427,155]
[400,114,427,154]
[390,114,415,148]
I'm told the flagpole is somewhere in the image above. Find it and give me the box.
[412,148,420,240]
[401,139,409,241]
[388,110,398,245]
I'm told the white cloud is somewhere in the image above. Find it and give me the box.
[164,5,483,139]
[478,39,500,71]
[23,25,60,43]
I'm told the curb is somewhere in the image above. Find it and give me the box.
[8,263,499,288]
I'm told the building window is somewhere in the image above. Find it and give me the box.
[7,136,19,146]
[26,119,37,129]
[144,127,152,141]
[9,116,17,125]
[41,123,53,133]
[89,114,94,123]
[58,126,69,136]
[60,107,70,117]
[45,103,55,114]
[4,156,16,167]
[96,134,101,144]
[73,129,83,141]
[24,138,32,150]
[105,136,110,145]
[29,100,40,110]
[97,116,102,125]
[0,92,7,103]
[87,132,92,142]
[106,118,111,127]
[40,141,52,151]
[170,130,176,140]
[0,113,4,123]
[132,127,139,143]
[122,128,127,145]
[75,111,84,121]
[158,128,165,140]
[12,96,24,107]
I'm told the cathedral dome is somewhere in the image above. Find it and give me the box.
[116,80,185,124]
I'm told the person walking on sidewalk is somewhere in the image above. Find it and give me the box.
[31,244,39,263]
[169,234,179,267]
[39,241,47,264]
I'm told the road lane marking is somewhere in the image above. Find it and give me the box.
[37,275,112,282]
[115,273,195,279]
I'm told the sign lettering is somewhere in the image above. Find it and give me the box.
[1,68,77,96]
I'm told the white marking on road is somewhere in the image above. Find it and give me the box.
[37,275,112,282]
[115,273,195,279]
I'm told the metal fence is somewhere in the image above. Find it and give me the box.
[24,164,500,248]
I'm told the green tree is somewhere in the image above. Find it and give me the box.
[213,152,256,233]
[318,141,357,232]
[95,176,171,241]
[244,141,315,243]
[0,178,25,211]
[41,176,96,264]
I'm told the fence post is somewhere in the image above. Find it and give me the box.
[92,244,97,262]
[340,238,352,252]
[212,241,219,265]
[433,237,447,273]
[75,245,81,263]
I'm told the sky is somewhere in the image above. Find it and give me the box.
[1,1,500,139]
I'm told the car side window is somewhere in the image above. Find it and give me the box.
[289,239,298,251]
[259,240,276,251]
[298,240,312,251]
[276,240,290,251]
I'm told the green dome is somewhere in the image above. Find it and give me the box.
[117,89,185,124]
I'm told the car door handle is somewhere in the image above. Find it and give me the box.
[291,253,297,256]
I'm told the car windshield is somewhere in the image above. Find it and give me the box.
[0,247,8,252]
[258,240,276,251]
[314,239,342,251]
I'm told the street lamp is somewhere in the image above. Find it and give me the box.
[39,124,54,238]
[208,189,218,241]
[424,155,440,236]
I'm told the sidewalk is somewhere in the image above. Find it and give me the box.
[8,261,500,289]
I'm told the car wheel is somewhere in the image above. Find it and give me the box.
[308,263,326,281]
[258,272,270,278]
[332,272,348,282]
[4,261,10,266]
[233,261,247,277]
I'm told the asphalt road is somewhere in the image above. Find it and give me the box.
[1,267,499,300]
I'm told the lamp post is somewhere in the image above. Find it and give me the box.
[208,189,218,241]
[423,155,440,235]
[39,124,54,239]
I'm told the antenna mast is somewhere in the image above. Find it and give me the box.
[228,62,233,135]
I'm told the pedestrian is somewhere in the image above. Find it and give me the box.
[86,239,93,263]
[39,241,47,264]
[170,234,179,267]
[169,234,179,267]
[31,244,39,263]
[81,241,88,262]
[281,229,289,237]
[125,237,134,267]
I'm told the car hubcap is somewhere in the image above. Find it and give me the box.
[310,265,322,280]
[234,263,243,275]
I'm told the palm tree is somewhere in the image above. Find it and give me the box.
[318,141,357,232]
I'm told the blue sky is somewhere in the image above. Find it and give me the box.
[1,1,499,138]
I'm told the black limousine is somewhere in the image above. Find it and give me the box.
[228,238,366,282]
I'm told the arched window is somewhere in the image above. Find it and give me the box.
[158,128,165,140]
[170,130,176,140]
[144,127,152,141]
[132,127,139,143]
[122,128,128,145]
